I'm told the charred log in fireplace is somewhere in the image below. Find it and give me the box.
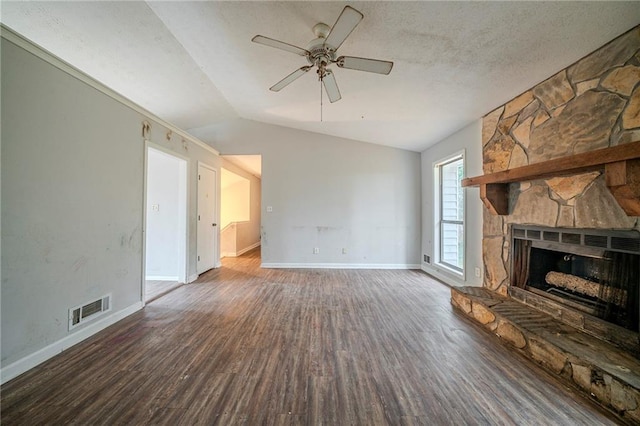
[511,226,639,333]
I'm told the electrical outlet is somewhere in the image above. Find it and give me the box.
[266,206,273,212]
[313,247,320,254]
[151,204,159,212]
[475,267,481,278]
[424,254,430,263]
[342,248,347,254]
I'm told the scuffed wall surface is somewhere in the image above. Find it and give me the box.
[1,39,144,365]
[1,36,220,373]
[193,119,421,267]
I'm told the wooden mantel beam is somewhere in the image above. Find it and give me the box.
[606,158,640,216]
[463,141,640,216]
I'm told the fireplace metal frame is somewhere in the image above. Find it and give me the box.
[510,225,640,257]
[509,224,640,356]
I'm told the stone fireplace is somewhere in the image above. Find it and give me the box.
[477,22,640,335]
[481,24,640,300]
[451,25,640,422]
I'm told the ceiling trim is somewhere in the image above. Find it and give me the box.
[0,24,219,157]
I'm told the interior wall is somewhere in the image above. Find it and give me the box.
[1,37,143,371]
[145,148,182,280]
[221,157,261,255]
[421,120,484,286]
[192,119,421,268]
[1,35,220,381]
[221,172,250,229]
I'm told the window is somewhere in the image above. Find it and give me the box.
[435,154,465,274]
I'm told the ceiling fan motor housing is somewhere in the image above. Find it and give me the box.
[306,31,337,69]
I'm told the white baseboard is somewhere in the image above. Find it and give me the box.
[145,275,179,281]
[261,263,421,269]
[222,242,261,258]
[0,301,143,385]
[237,241,261,256]
[187,273,199,283]
[421,265,464,287]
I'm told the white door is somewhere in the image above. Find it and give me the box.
[197,164,217,273]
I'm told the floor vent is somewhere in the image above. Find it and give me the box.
[69,294,111,330]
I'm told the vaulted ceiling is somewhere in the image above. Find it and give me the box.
[2,1,638,152]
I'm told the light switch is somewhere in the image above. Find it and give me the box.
[267,206,273,212]
[152,204,159,212]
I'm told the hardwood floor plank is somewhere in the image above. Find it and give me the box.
[1,248,622,425]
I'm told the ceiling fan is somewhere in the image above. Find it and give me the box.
[252,5,393,104]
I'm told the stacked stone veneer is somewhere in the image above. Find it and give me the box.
[482,26,640,295]
[451,286,640,423]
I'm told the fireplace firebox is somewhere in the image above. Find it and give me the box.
[510,225,640,353]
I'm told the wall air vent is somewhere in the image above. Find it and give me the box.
[584,234,608,248]
[611,237,640,253]
[527,230,541,240]
[561,233,581,245]
[513,228,526,238]
[69,294,111,330]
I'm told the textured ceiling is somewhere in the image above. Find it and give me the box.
[2,1,639,152]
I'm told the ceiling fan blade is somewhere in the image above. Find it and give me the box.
[322,70,341,103]
[270,66,312,92]
[324,6,363,51]
[336,56,394,75]
[252,35,309,56]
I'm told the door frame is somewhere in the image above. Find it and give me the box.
[197,161,219,273]
[142,141,190,305]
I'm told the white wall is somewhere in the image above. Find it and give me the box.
[191,119,421,268]
[421,120,484,286]
[1,33,220,382]
[145,148,185,280]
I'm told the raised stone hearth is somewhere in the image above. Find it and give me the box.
[452,25,640,423]
[452,286,640,423]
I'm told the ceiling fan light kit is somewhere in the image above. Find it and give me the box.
[252,5,393,110]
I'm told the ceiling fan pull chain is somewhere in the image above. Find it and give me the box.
[320,75,323,122]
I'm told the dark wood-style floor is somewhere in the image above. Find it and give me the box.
[2,249,619,425]
[145,279,181,303]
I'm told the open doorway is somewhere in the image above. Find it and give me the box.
[220,155,262,261]
[144,146,187,302]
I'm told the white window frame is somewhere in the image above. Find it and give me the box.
[433,151,466,278]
